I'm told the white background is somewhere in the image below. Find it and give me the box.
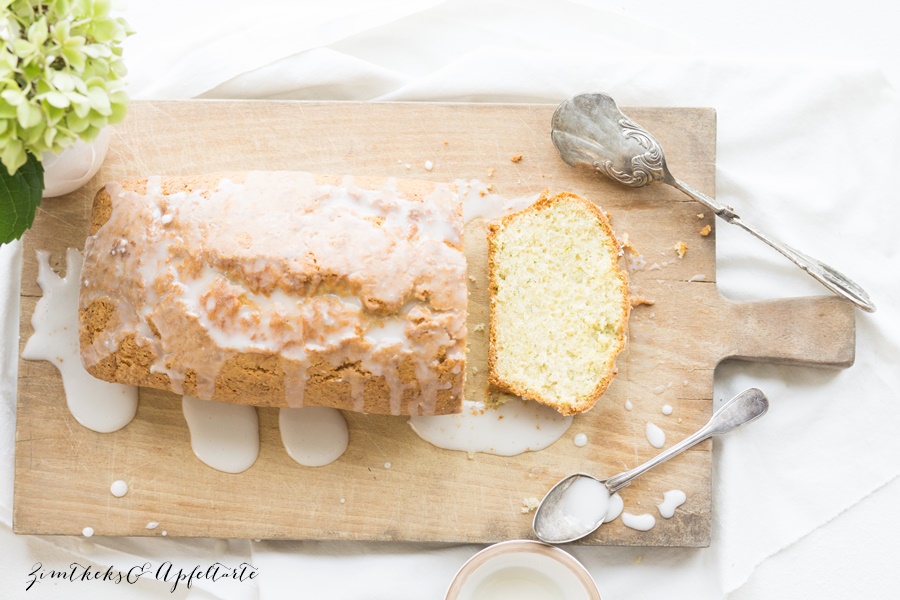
[2,1,900,598]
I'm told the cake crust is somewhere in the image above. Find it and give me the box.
[487,191,630,415]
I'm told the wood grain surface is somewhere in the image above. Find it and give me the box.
[14,100,855,546]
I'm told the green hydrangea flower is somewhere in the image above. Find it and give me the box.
[0,0,132,175]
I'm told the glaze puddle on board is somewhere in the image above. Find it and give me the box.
[409,399,573,457]
[182,396,259,473]
[279,406,349,467]
[622,512,656,532]
[645,422,666,448]
[22,249,138,433]
[657,489,687,518]
[110,480,128,497]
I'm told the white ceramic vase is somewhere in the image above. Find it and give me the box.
[41,127,111,198]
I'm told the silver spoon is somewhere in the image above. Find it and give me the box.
[533,387,769,544]
[550,92,875,313]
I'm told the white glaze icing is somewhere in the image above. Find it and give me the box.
[604,493,624,523]
[468,566,567,600]
[622,512,656,531]
[110,480,128,497]
[22,248,138,433]
[560,477,610,531]
[182,396,259,473]
[657,489,687,519]
[645,422,666,448]
[456,179,539,224]
[408,399,572,457]
[279,406,349,467]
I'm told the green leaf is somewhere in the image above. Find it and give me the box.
[0,152,44,244]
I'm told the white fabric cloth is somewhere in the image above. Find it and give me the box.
[2,0,900,598]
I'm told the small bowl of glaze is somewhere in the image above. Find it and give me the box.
[445,540,600,600]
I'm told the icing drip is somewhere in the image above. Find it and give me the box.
[409,399,572,457]
[22,248,138,433]
[279,406,349,466]
[182,395,259,473]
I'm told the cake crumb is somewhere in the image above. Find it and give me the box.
[479,189,487,197]
[473,323,486,332]
[700,224,711,236]
[510,154,523,163]
[488,168,495,177]
[468,275,477,283]
[486,183,493,191]
[443,141,449,145]
[697,213,705,219]
[629,295,656,307]
[674,241,688,258]
[521,497,541,513]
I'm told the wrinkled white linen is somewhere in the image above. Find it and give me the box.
[2,1,899,598]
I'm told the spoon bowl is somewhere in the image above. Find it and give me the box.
[551,93,875,312]
[533,387,769,544]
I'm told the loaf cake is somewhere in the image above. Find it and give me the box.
[78,172,467,416]
[487,192,629,415]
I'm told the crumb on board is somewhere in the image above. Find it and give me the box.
[510,154,523,163]
[521,497,541,514]
[697,213,705,219]
[479,189,487,197]
[468,275,477,283]
[674,241,688,258]
[630,295,656,307]
[620,232,640,255]
[488,168,495,177]
[473,323,486,332]
[700,224,711,237]
[486,183,493,191]
[443,141,449,145]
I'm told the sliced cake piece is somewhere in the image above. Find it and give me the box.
[488,191,629,415]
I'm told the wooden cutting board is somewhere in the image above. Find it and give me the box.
[14,100,855,547]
